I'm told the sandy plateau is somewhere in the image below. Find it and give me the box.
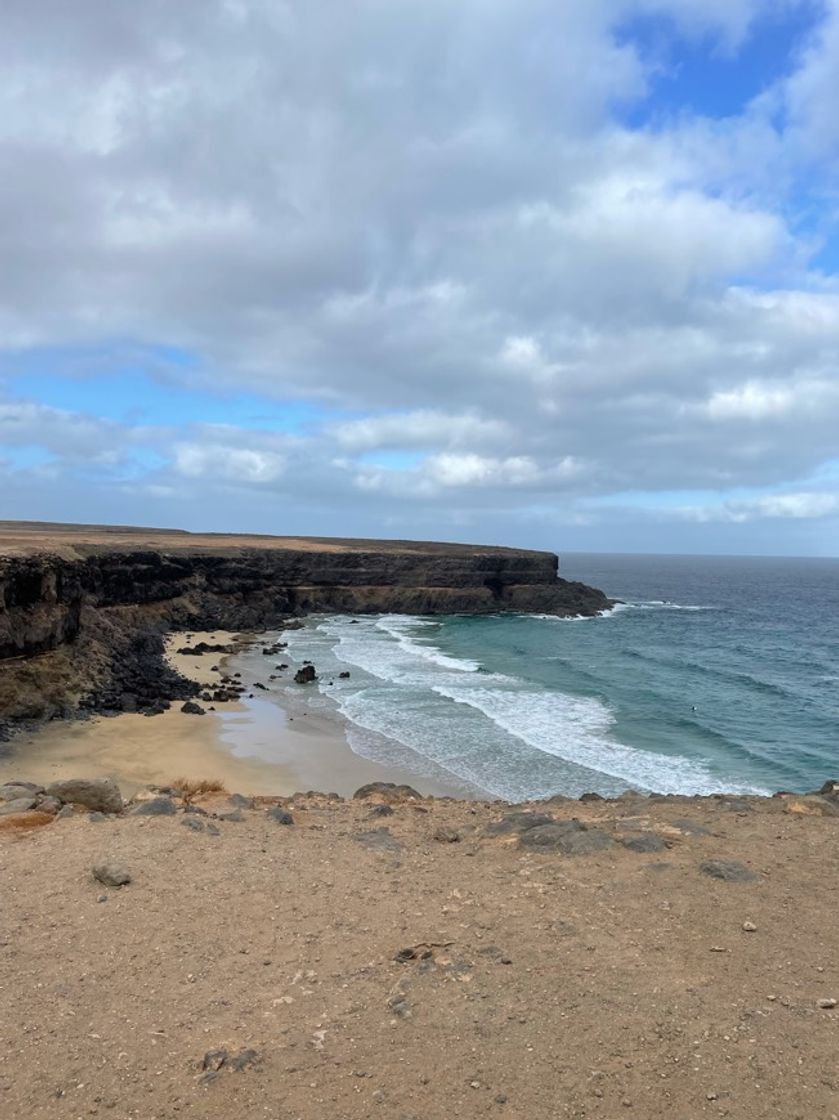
[2,782,839,1119]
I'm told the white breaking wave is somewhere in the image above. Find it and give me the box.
[283,613,764,799]
[605,601,715,615]
[428,682,750,795]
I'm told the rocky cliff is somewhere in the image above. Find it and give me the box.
[0,522,611,732]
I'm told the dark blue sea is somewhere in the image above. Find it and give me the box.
[275,554,839,798]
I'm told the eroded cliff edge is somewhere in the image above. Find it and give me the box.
[0,522,611,733]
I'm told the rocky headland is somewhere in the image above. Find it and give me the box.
[0,521,611,738]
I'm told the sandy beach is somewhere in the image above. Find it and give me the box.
[0,631,464,799]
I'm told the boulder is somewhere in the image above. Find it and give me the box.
[266,807,294,826]
[180,701,206,715]
[700,859,759,883]
[34,795,62,815]
[0,781,44,801]
[131,797,177,816]
[484,811,556,836]
[294,665,317,684]
[92,862,131,887]
[352,781,422,804]
[518,821,614,855]
[46,778,124,815]
[0,797,38,816]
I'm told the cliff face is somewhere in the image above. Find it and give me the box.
[0,524,611,731]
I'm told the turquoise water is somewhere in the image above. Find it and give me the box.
[280,554,839,799]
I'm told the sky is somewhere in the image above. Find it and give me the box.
[1,0,838,556]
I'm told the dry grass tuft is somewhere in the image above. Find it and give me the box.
[170,777,227,803]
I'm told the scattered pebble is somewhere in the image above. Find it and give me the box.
[742,921,757,932]
[817,998,837,1009]
[92,862,131,888]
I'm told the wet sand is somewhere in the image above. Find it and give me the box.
[0,631,463,798]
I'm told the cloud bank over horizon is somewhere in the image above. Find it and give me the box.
[1,0,838,554]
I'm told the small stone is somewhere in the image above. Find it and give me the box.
[495,1094,508,1104]
[742,921,757,932]
[470,1080,481,1089]
[434,827,460,843]
[88,811,106,823]
[96,895,107,903]
[92,862,131,887]
[0,797,37,816]
[707,1092,718,1101]
[817,998,837,1009]
[218,810,244,822]
[207,822,221,836]
[181,817,205,832]
[202,1049,228,1072]
[266,807,294,825]
[180,701,206,715]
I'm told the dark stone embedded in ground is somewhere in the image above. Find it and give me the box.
[228,793,253,809]
[368,804,393,818]
[353,781,423,803]
[484,811,556,836]
[519,821,615,855]
[433,827,460,843]
[266,807,294,825]
[180,700,205,715]
[201,1048,260,1080]
[620,833,668,853]
[700,859,760,883]
[92,862,131,887]
[131,797,177,816]
[353,827,403,853]
[141,698,170,717]
[218,809,244,822]
[294,665,317,684]
[672,818,711,836]
[46,777,123,814]
[181,817,205,832]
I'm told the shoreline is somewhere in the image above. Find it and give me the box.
[0,630,472,799]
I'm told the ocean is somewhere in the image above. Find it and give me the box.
[241,553,839,799]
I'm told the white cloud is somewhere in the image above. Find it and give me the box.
[173,443,286,483]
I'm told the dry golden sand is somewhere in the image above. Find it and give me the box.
[0,633,460,799]
[2,790,839,1119]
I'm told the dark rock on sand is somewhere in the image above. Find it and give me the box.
[620,833,668,853]
[519,821,614,855]
[180,701,206,715]
[228,793,253,809]
[181,817,205,832]
[368,804,393,818]
[0,781,45,801]
[700,859,760,883]
[353,782,423,803]
[353,827,403,853]
[131,797,177,816]
[47,777,123,814]
[484,811,556,836]
[0,797,38,815]
[266,807,294,825]
[294,665,317,684]
[92,862,131,887]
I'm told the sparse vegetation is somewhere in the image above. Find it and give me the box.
[170,777,226,803]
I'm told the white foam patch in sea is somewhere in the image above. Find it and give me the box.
[282,614,765,798]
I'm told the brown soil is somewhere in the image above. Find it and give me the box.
[2,790,838,1119]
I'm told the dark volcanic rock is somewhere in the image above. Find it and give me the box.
[353,827,402,853]
[266,807,294,826]
[700,859,760,883]
[92,862,131,887]
[180,700,205,715]
[293,665,316,684]
[518,821,614,855]
[620,833,668,853]
[484,811,556,836]
[46,777,123,814]
[131,797,177,816]
[353,781,423,803]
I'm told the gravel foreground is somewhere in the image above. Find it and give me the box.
[2,784,839,1120]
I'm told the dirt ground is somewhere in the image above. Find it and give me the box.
[2,789,839,1120]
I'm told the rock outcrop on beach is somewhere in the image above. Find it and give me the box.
[0,522,611,734]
